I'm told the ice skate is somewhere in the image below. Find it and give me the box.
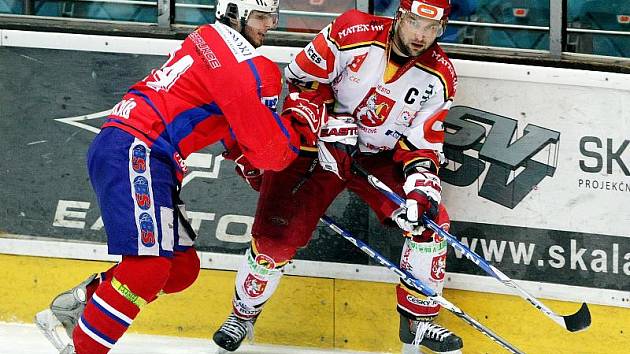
[213,313,256,353]
[34,274,97,353]
[400,315,463,354]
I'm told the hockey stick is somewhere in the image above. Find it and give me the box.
[351,162,591,333]
[319,215,525,354]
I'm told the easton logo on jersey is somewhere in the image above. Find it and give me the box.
[354,87,395,127]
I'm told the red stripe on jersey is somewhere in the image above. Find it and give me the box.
[313,33,336,75]
[295,33,335,80]
[295,51,328,79]
[295,55,325,80]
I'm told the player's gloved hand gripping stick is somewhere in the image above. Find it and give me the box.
[350,162,592,333]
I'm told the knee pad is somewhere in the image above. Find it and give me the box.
[253,236,299,264]
[114,256,172,302]
[162,247,200,294]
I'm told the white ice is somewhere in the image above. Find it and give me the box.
[0,322,385,354]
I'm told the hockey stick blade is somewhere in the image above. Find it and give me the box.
[563,302,591,332]
[352,161,592,333]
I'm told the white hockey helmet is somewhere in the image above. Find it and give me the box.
[215,0,280,23]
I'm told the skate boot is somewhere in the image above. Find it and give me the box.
[34,274,98,353]
[400,315,463,354]
[212,313,256,353]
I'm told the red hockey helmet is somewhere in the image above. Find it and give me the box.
[398,0,451,21]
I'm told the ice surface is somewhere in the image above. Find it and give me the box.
[0,322,386,354]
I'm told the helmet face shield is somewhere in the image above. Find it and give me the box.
[246,9,279,30]
[400,10,444,38]
[393,8,447,56]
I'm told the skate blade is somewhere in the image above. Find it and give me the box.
[215,348,230,354]
[402,343,462,354]
[34,309,72,351]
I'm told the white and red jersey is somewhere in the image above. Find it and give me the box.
[286,9,457,169]
[104,22,300,176]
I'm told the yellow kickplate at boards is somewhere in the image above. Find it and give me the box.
[1,254,628,353]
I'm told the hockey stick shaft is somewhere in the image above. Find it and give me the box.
[351,162,591,332]
[319,215,524,354]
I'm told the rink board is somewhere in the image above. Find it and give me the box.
[1,31,629,294]
[1,254,629,354]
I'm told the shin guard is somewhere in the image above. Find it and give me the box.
[396,233,448,320]
[397,206,450,320]
[232,247,285,320]
[72,256,171,354]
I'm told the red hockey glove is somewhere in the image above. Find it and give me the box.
[317,114,358,180]
[282,91,327,146]
[392,170,441,236]
[222,148,263,192]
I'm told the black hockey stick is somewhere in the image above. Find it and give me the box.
[319,215,525,354]
[351,162,591,332]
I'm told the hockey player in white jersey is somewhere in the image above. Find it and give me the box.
[213,1,462,353]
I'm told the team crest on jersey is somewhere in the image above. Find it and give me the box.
[354,88,395,127]
[139,212,156,247]
[430,254,446,281]
[244,273,268,298]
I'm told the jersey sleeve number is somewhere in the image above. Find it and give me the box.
[146,54,194,92]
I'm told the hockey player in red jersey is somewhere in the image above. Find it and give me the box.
[33,1,327,354]
[213,1,463,353]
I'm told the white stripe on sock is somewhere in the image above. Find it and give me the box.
[78,317,114,349]
[92,293,133,325]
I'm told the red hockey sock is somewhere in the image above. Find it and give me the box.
[72,256,171,354]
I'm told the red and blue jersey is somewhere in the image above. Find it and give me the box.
[103,22,300,177]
